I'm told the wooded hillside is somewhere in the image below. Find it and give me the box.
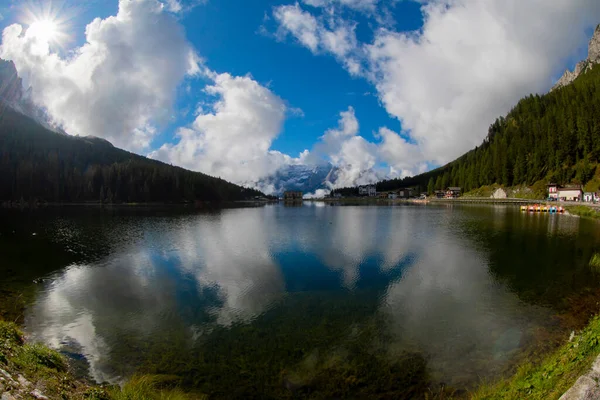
[0,105,265,204]
[377,64,600,195]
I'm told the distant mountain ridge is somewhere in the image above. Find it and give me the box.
[552,24,600,90]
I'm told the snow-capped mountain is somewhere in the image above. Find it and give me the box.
[254,162,384,196]
[255,163,338,195]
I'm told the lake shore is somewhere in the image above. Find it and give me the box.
[0,320,198,400]
[4,306,600,400]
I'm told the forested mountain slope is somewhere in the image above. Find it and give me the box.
[0,105,265,204]
[377,62,600,195]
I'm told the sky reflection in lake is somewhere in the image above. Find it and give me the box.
[16,204,600,394]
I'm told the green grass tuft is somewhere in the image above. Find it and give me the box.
[590,253,600,271]
[13,342,68,372]
[566,205,600,220]
[108,375,201,400]
[0,320,24,357]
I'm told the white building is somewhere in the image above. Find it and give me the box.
[547,183,559,200]
[558,186,583,202]
[388,192,398,199]
[584,192,599,202]
[358,185,377,197]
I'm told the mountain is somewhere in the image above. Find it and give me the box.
[552,24,600,90]
[0,60,22,104]
[254,162,384,195]
[377,29,600,196]
[0,61,266,204]
[0,59,67,135]
[254,163,339,195]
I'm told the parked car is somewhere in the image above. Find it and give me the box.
[547,197,557,201]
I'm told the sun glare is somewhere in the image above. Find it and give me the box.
[28,19,59,42]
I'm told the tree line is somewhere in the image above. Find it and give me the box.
[0,105,267,204]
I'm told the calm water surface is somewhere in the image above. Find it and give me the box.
[2,204,600,398]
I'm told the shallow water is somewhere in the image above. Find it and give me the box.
[2,204,600,398]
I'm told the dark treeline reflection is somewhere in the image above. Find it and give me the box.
[3,205,600,398]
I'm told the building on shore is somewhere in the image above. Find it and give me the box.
[434,190,445,199]
[547,183,560,200]
[283,191,303,201]
[388,192,398,200]
[558,185,583,201]
[398,188,416,199]
[358,185,377,197]
[446,187,462,198]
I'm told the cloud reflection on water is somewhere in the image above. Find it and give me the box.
[22,205,588,387]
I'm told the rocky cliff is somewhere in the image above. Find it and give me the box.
[0,60,23,104]
[553,24,600,90]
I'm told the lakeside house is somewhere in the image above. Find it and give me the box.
[558,185,583,201]
[283,191,303,201]
[446,187,462,199]
[434,190,445,198]
[388,192,398,199]
[548,183,586,202]
[398,188,416,199]
[547,183,559,200]
[584,192,600,202]
[358,185,377,197]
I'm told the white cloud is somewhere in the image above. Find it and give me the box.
[275,0,600,171]
[309,107,382,188]
[376,127,426,178]
[165,0,183,12]
[150,72,299,186]
[273,3,363,75]
[302,0,379,13]
[366,0,600,166]
[0,0,200,151]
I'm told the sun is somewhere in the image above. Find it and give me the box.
[28,19,59,42]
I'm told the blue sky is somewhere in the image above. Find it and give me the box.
[1,0,599,193]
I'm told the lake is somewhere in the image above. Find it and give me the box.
[2,203,600,398]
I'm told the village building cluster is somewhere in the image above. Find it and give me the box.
[547,184,599,202]
[351,185,462,200]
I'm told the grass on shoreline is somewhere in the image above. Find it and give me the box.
[0,320,198,400]
[566,205,600,220]
[472,315,600,400]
